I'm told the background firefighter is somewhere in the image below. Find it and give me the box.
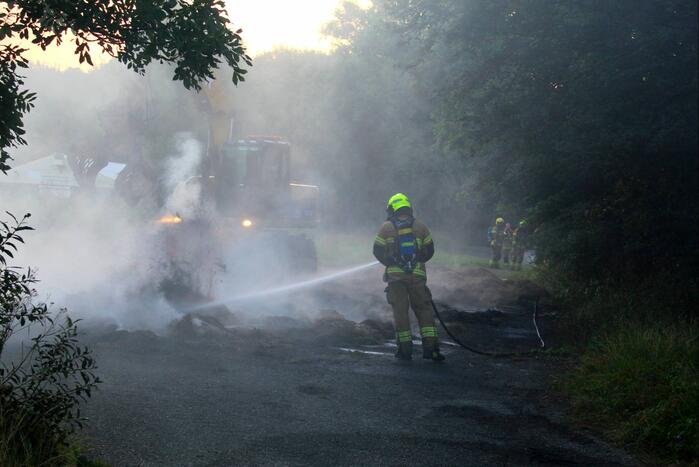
[512,219,530,270]
[502,222,514,267]
[488,217,506,268]
[373,193,445,361]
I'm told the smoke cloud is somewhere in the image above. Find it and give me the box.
[3,43,482,334]
[5,134,215,332]
[162,134,205,218]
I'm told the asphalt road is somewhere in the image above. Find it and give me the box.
[80,269,635,466]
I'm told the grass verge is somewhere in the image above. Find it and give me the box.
[431,250,491,269]
[540,267,699,463]
[316,229,490,270]
[315,230,375,268]
[564,323,698,461]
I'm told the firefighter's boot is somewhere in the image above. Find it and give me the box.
[422,341,446,362]
[395,340,413,360]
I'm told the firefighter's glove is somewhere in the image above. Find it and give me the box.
[416,250,429,263]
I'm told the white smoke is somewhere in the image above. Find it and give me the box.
[3,136,214,333]
[162,134,204,219]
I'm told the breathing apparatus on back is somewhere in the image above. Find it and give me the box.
[386,193,418,273]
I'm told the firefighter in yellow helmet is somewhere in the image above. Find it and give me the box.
[373,193,445,361]
[502,222,514,268]
[512,219,530,270]
[488,217,506,268]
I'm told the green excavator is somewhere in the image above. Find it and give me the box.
[154,79,320,305]
[1,76,320,307]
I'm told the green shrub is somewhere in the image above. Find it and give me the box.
[1,213,101,466]
[566,323,698,461]
[536,262,698,346]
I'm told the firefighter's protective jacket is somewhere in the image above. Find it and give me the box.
[488,224,505,247]
[513,225,530,249]
[503,226,514,249]
[373,215,434,282]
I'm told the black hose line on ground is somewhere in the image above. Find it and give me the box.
[431,299,545,358]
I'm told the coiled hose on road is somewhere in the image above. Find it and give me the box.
[431,299,546,358]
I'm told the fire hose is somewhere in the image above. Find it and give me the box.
[430,298,546,358]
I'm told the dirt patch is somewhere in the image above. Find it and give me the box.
[261,315,310,330]
[357,319,395,340]
[432,267,548,307]
[309,311,390,346]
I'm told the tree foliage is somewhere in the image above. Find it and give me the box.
[0,0,251,171]
[323,0,698,298]
[0,42,34,173]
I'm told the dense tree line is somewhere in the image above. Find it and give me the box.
[376,0,698,297]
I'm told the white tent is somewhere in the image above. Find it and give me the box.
[95,162,127,189]
[3,153,79,197]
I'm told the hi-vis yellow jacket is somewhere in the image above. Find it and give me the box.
[373,215,434,283]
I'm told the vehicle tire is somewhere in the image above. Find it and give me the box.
[289,234,317,274]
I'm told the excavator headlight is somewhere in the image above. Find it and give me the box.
[159,215,183,224]
[241,218,254,228]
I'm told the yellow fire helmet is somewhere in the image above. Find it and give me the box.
[496,217,505,224]
[387,193,412,213]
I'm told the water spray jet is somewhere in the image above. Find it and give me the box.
[188,261,380,312]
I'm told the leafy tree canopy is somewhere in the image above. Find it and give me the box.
[326,0,698,291]
[0,0,251,172]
